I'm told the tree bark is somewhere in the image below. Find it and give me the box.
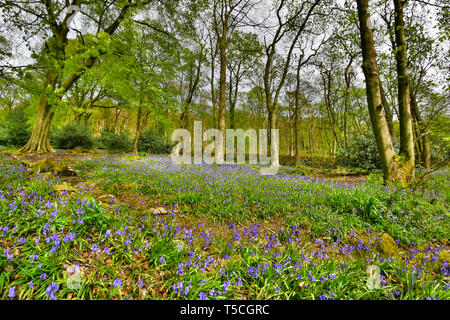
[308,102,315,155]
[356,0,414,185]
[393,0,415,177]
[343,57,354,149]
[410,90,431,168]
[18,70,58,153]
[133,106,143,154]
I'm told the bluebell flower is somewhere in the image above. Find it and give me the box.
[45,282,59,300]
[7,286,15,298]
[176,263,184,275]
[112,277,122,288]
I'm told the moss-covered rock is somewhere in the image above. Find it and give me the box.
[55,164,77,176]
[29,158,57,175]
[437,250,450,266]
[377,233,398,256]
[52,182,77,193]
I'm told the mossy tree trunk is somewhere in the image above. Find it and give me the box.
[356,0,415,185]
[393,0,415,178]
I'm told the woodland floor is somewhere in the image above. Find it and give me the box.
[0,151,448,300]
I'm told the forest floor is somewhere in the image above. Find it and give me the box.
[0,151,448,300]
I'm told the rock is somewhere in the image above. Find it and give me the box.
[98,194,116,204]
[377,233,397,256]
[437,250,450,266]
[39,172,54,181]
[149,207,168,214]
[28,159,77,177]
[52,182,77,193]
[70,146,86,154]
[29,158,57,175]
[55,164,77,177]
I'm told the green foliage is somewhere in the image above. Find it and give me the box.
[339,131,381,170]
[138,129,172,154]
[51,123,94,150]
[95,130,133,152]
[0,105,31,147]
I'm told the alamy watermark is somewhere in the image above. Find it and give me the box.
[171,121,280,175]
[366,265,381,290]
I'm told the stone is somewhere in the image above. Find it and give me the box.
[52,183,77,193]
[149,207,168,214]
[55,164,77,176]
[377,233,397,256]
[29,158,57,175]
[39,172,54,181]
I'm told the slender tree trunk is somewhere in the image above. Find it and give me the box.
[343,58,354,149]
[215,29,227,164]
[322,73,339,155]
[133,106,143,154]
[228,71,235,129]
[410,90,431,168]
[294,57,302,166]
[308,102,314,155]
[393,0,415,176]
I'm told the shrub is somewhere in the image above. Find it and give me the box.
[51,123,94,150]
[138,129,172,154]
[0,105,31,147]
[95,130,133,152]
[338,131,381,170]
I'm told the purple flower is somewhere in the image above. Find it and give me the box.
[159,256,166,264]
[173,281,183,294]
[176,263,184,275]
[112,277,122,288]
[223,280,230,293]
[45,282,59,300]
[199,291,207,300]
[7,286,15,298]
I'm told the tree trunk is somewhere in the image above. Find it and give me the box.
[356,0,414,185]
[215,30,227,164]
[393,0,415,176]
[343,58,354,149]
[294,57,302,167]
[18,71,57,153]
[308,102,315,155]
[133,106,143,154]
[228,71,235,129]
[410,90,430,168]
[321,72,339,155]
[18,100,55,153]
[380,84,394,137]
